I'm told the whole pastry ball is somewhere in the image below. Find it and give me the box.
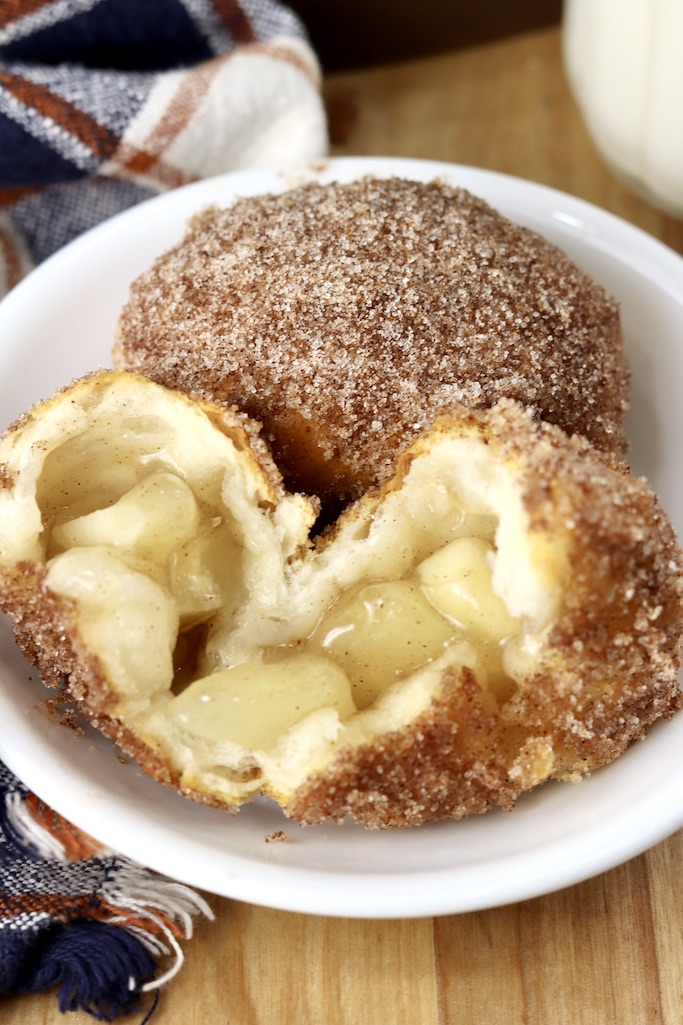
[115,176,629,511]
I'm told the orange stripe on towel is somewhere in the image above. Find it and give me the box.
[0,0,53,29]
[208,0,257,44]
[0,69,120,162]
[25,792,103,861]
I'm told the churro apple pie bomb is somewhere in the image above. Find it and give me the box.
[114,176,630,515]
[0,372,680,829]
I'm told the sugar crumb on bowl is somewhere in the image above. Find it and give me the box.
[264,830,291,843]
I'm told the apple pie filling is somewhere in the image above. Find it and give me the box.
[39,438,538,763]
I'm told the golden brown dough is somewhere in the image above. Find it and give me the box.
[115,176,629,513]
[0,373,679,829]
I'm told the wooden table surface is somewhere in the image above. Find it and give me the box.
[8,24,683,1025]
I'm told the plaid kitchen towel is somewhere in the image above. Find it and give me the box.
[0,0,328,297]
[0,763,214,1020]
[0,0,327,1018]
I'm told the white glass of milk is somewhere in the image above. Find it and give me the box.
[563,0,683,217]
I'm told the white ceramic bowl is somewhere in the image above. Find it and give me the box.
[1,157,683,918]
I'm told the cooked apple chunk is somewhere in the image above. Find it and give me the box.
[0,372,681,828]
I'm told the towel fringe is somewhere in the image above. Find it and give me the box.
[101,861,215,990]
[2,770,215,1005]
[5,790,68,860]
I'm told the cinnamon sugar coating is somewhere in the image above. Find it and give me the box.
[115,176,629,511]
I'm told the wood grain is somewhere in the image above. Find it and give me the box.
[324,26,683,254]
[5,24,683,1025]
